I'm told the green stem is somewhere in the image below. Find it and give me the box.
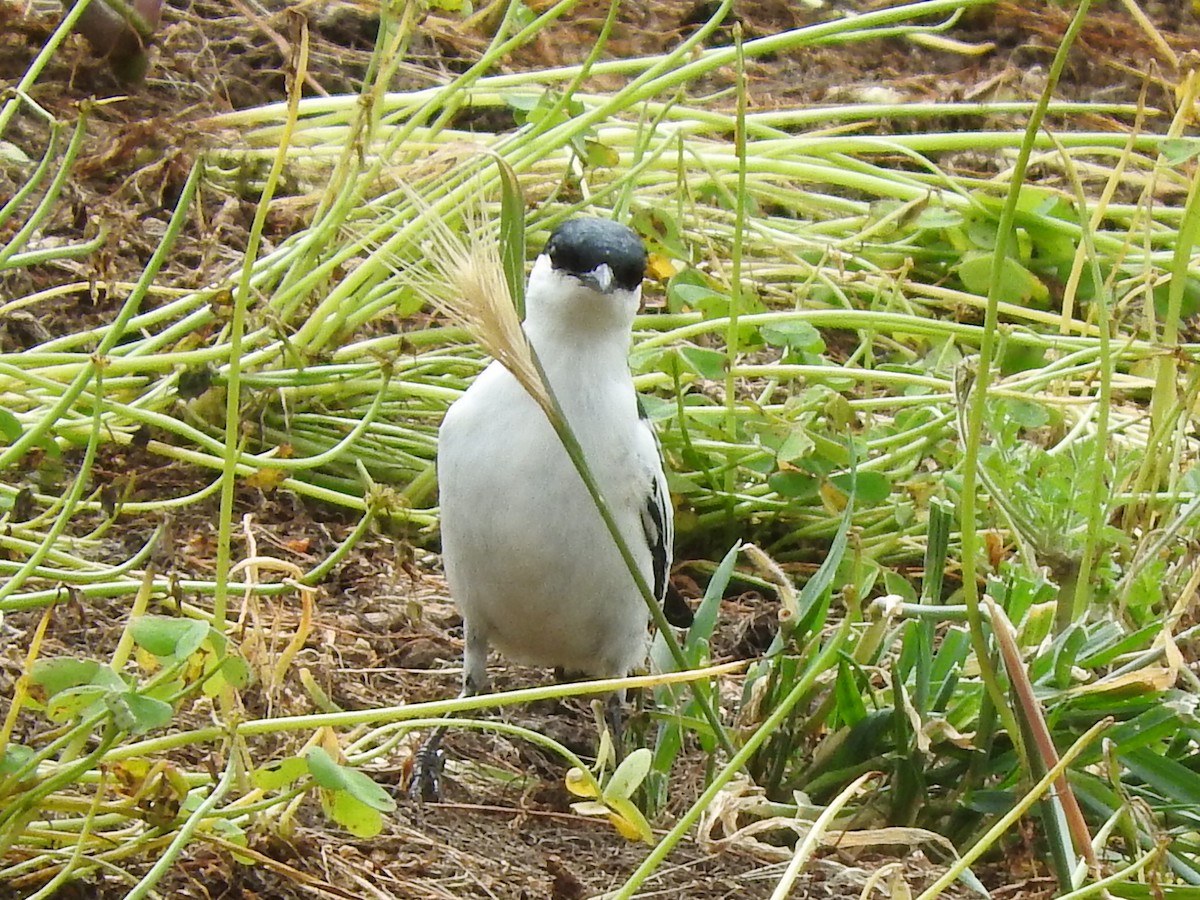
[613,618,850,899]
[724,23,747,520]
[213,50,308,634]
[527,350,735,757]
[956,0,1093,752]
[120,745,241,900]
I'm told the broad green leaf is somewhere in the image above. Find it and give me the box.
[882,569,917,603]
[584,140,619,168]
[339,766,397,813]
[324,789,384,837]
[956,253,1049,304]
[306,747,344,790]
[304,748,394,813]
[130,616,209,660]
[760,320,824,352]
[830,471,890,504]
[0,743,34,777]
[30,658,104,697]
[200,644,252,698]
[391,285,423,318]
[106,692,173,734]
[44,685,110,722]
[502,92,538,113]
[253,757,309,791]
[603,748,652,802]
[671,282,726,311]
[769,471,819,500]
[676,346,726,380]
[215,653,252,689]
[631,207,688,259]
[1001,398,1050,428]
[915,205,964,229]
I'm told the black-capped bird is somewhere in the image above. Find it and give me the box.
[418,218,691,798]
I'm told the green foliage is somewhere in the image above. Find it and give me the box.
[3,0,1200,894]
[306,747,397,838]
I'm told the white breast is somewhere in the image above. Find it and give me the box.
[438,349,657,678]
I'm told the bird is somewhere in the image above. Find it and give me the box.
[415,217,691,798]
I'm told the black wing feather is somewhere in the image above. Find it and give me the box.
[637,399,692,628]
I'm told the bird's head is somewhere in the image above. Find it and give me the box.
[525,218,647,331]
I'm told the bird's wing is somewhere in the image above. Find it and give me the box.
[636,398,693,628]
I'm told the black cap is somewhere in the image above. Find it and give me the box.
[545,218,647,293]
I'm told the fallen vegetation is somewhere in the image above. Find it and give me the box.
[2,0,1200,897]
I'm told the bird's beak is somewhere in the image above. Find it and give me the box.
[580,263,615,294]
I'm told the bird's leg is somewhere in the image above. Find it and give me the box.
[587,681,633,771]
[410,623,490,802]
[599,687,630,768]
[410,726,448,803]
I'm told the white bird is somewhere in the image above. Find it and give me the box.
[437,218,691,704]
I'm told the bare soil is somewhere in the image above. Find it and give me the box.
[1,0,1197,897]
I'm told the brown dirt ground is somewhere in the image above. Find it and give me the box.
[1,0,1197,897]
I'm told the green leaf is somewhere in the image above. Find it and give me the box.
[45,685,110,722]
[215,653,252,690]
[324,788,385,837]
[253,757,309,791]
[830,471,890,504]
[768,471,819,500]
[30,658,104,697]
[1122,747,1200,808]
[760,320,824,353]
[631,207,688,260]
[0,743,34,777]
[492,152,526,320]
[915,206,965,229]
[753,422,814,464]
[1001,398,1050,428]
[670,282,726,312]
[603,748,652,802]
[130,616,210,660]
[833,658,868,728]
[0,409,22,443]
[305,748,395,813]
[306,747,344,790]
[106,692,173,734]
[391,285,423,318]
[207,817,255,865]
[676,346,725,380]
[603,795,654,843]
[685,542,739,657]
[956,253,1049,304]
[1161,139,1200,166]
[584,140,620,169]
[340,766,396,813]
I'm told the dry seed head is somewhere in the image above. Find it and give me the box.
[417,211,552,415]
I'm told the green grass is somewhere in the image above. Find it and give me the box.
[3,0,1200,896]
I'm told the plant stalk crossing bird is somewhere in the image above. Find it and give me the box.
[418,218,692,798]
